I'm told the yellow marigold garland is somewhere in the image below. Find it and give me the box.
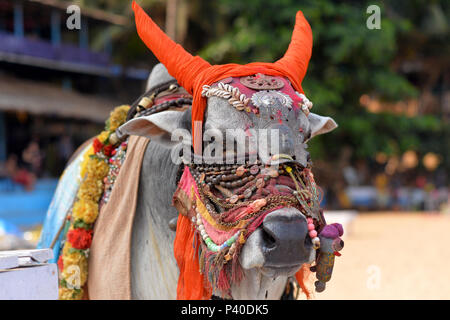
[58,105,130,300]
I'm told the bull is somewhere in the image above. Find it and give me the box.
[40,2,343,300]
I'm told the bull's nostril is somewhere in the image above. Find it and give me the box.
[260,209,312,268]
[304,234,312,248]
[262,228,277,250]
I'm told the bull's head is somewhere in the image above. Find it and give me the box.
[118,2,342,299]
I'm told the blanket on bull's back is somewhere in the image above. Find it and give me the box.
[87,135,149,299]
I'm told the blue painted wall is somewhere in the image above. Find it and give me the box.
[0,178,58,228]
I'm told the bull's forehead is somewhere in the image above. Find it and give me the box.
[204,74,312,140]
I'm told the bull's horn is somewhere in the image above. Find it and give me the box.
[274,10,313,85]
[132,1,211,93]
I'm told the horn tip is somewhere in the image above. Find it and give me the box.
[132,0,139,12]
[295,10,308,23]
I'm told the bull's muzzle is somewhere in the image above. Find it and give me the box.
[239,207,315,277]
[261,207,314,268]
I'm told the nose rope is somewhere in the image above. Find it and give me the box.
[285,165,322,222]
[285,165,322,251]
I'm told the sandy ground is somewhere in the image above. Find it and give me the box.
[314,212,450,300]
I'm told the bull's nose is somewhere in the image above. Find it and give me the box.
[261,208,312,267]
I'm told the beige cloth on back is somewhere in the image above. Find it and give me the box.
[87,135,150,299]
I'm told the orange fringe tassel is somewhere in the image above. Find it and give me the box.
[295,264,313,299]
[174,214,212,300]
[175,212,313,300]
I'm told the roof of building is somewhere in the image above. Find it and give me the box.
[0,74,121,122]
[27,0,128,26]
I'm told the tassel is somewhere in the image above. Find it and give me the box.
[231,243,244,284]
[198,245,206,274]
[174,214,212,299]
[217,267,231,293]
[295,264,313,299]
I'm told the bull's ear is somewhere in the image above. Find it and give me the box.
[117,110,186,143]
[308,112,338,139]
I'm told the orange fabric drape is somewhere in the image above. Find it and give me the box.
[174,214,212,300]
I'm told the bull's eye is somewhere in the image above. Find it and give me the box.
[298,131,305,143]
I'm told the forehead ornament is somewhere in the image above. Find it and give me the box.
[251,90,293,110]
[240,73,285,90]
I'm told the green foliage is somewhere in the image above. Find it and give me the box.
[198,0,448,169]
[73,219,93,230]
[77,0,449,170]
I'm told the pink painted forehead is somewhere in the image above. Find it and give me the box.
[214,75,304,111]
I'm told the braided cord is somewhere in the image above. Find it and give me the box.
[201,82,250,111]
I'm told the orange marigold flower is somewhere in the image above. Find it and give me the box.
[103,144,115,157]
[67,228,93,250]
[57,254,64,271]
[86,158,110,179]
[59,287,83,300]
[58,104,130,300]
[92,138,103,154]
[72,199,98,224]
[109,105,130,131]
[61,243,88,286]
[97,131,110,144]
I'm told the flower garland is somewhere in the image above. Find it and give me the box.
[99,140,128,208]
[58,105,130,300]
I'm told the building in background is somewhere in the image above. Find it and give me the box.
[0,0,149,237]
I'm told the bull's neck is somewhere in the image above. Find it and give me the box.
[140,140,181,215]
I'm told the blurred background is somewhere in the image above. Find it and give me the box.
[0,0,448,299]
